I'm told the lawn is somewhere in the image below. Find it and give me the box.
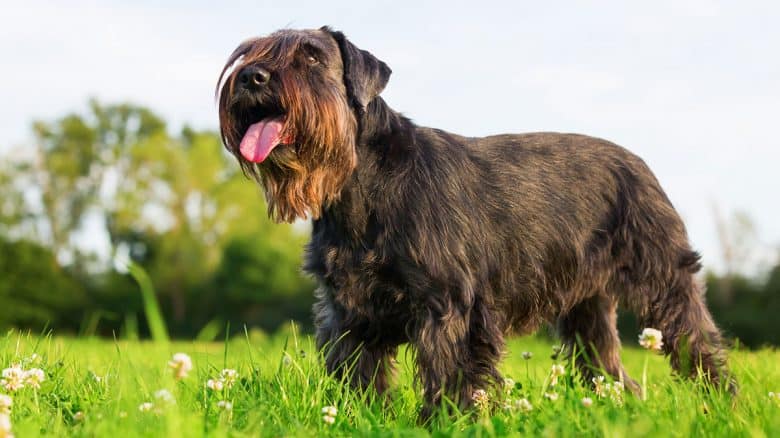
[1,327,778,437]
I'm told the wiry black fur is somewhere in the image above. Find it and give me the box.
[218,27,732,420]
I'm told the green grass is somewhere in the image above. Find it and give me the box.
[2,327,779,437]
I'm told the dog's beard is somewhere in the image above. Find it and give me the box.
[255,143,355,223]
[232,95,358,223]
[256,147,309,222]
[218,52,359,223]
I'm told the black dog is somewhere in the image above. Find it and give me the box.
[217,27,730,417]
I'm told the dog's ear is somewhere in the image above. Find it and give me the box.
[321,26,391,113]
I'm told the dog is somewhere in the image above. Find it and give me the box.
[217,27,731,418]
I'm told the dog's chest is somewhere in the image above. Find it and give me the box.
[305,235,415,319]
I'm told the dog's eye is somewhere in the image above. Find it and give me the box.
[306,55,320,66]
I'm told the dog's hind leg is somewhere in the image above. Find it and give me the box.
[557,294,639,392]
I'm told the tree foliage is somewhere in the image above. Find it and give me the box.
[1,100,313,337]
[0,239,86,330]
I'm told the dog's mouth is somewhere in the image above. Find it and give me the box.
[238,116,292,163]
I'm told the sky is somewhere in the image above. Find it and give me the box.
[1,0,779,272]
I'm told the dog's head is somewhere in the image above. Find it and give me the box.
[217,27,391,222]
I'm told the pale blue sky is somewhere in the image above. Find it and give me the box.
[1,0,779,271]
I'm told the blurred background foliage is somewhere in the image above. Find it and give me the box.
[0,100,314,339]
[0,100,778,347]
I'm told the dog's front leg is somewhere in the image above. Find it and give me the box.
[314,288,397,395]
[414,297,502,421]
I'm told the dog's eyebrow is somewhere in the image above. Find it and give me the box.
[301,39,327,53]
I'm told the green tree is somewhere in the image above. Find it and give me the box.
[31,100,166,264]
[0,238,86,331]
[110,125,310,330]
[208,230,315,333]
[1,99,320,337]
[0,162,24,233]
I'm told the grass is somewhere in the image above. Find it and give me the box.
[1,327,779,437]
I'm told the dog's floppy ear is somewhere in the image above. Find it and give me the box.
[321,26,391,113]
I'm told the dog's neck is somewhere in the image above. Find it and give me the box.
[315,97,415,240]
[356,97,413,147]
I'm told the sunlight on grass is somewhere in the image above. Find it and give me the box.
[1,329,779,436]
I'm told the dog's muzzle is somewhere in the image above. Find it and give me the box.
[237,65,271,91]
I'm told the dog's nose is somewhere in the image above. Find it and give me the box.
[237,66,270,89]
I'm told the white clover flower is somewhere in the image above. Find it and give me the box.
[72,411,85,422]
[592,376,607,397]
[0,395,11,414]
[472,389,489,409]
[138,402,154,412]
[609,381,625,404]
[515,398,533,412]
[282,353,292,366]
[220,369,238,389]
[0,413,12,438]
[602,383,614,399]
[638,328,664,351]
[544,392,559,401]
[206,379,224,391]
[167,353,193,380]
[217,400,233,411]
[321,405,337,425]
[549,364,566,386]
[24,368,45,389]
[1,366,25,392]
[154,389,175,405]
[581,397,593,408]
[503,378,515,392]
[522,351,533,360]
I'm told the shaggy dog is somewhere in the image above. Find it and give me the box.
[217,27,730,418]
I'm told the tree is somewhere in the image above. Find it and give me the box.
[1,99,319,337]
[0,238,86,331]
[0,162,25,234]
[31,99,167,265]
[208,229,315,332]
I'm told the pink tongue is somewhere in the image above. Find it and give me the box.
[239,117,286,163]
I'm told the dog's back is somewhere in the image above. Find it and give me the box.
[398,129,695,330]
